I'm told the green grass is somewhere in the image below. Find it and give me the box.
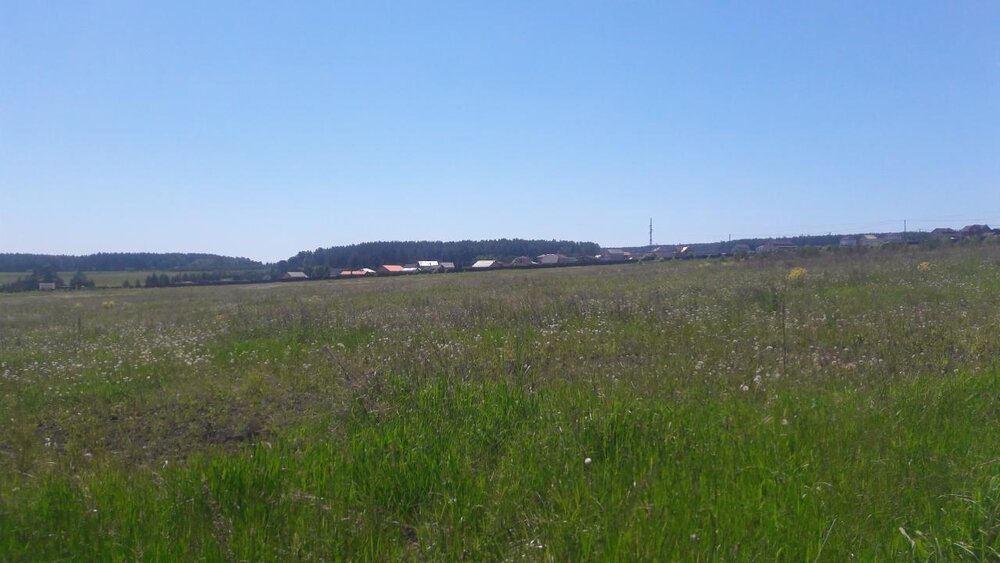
[0,271,207,288]
[1,243,998,559]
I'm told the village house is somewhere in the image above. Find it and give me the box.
[281,271,309,281]
[38,282,57,291]
[932,225,994,240]
[687,243,725,258]
[439,262,456,272]
[377,265,405,275]
[508,256,535,267]
[959,224,992,237]
[652,246,678,260]
[537,254,577,265]
[470,260,502,270]
[755,240,797,253]
[333,268,375,278]
[860,234,881,247]
[839,236,858,247]
[417,260,443,273]
[597,248,631,262]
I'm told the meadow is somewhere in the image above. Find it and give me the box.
[1,243,998,560]
[0,271,177,288]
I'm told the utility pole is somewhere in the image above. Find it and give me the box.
[904,219,907,234]
[649,218,653,247]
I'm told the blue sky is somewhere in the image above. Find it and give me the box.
[1,1,997,262]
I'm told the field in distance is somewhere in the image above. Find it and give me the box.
[1,243,997,559]
[0,271,204,288]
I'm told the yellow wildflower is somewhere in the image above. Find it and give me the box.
[787,267,808,282]
[917,261,931,272]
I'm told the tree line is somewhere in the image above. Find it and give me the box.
[275,239,602,272]
[0,252,262,273]
[1,267,96,292]
[2,268,271,292]
[145,270,270,287]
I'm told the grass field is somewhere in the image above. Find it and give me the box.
[1,244,998,560]
[0,271,182,288]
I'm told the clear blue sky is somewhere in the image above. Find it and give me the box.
[2,1,997,262]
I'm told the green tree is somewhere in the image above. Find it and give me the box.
[309,265,331,279]
[32,264,63,286]
[69,271,94,289]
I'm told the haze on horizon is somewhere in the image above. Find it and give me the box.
[1,2,997,263]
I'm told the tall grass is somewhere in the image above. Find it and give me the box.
[1,243,998,559]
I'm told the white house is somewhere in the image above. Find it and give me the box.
[598,249,631,262]
[417,260,442,273]
[537,254,577,265]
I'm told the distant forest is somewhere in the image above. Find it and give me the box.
[0,253,262,272]
[624,232,931,255]
[277,239,602,271]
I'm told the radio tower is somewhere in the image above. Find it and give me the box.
[649,218,653,247]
